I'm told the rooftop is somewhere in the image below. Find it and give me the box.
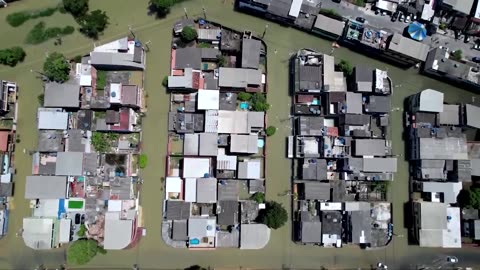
[197,89,220,110]
[103,213,133,250]
[418,89,444,113]
[44,81,80,108]
[38,109,69,130]
[90,37,144,70]
[301,159,327,180]
[165,200,191,220]
[301,221,322,243]
[196,177,217,203]
[363,158,397,173]
[25,176,67,199]
[217,200,239,226]
[242,38,262,69]
[300,182,331,201]
[55,152,84,176]
[183,158,210,178]
[387,33,429,62]
[313,15,346,37]
[422,181,462,204]
[230,134,258,154]
[240,223,271,249]
[354,139,387,157]
[419,137,468,160]
[38,130,64,152]
[22,218,54,249]
[218,68,262,88]
[466,104,480,129]
[439,104,460,125]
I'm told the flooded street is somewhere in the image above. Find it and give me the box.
[0,0,479,269]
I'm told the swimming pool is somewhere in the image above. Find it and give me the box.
[240,102,249,110]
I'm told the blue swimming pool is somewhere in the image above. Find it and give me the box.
[240,102,249,110]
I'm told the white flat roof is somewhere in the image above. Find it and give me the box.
[444,207,461,248]
[185,178,197,202]
[23,218,54,249]
[240,224,271,249]
[58,218,71,244]
[183,158,210,178]
[289,0,302,18]
[218,110,248,134]
[103,217,133,250]
[109,83,122,103]
[38,110,69,130]
[320,202,343,210]
[166,177,182,197]
[108,200,123,212]
[197,89,220,110]
[419,89,444,112]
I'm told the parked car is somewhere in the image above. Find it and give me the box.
[81,214,85,224]
[399,14,405,22]
[355,16,366,23]
[464,35,471,43]
[332,0,341,3]
[472,57,480,63]
[446,256,458,263]
[74,213,81,224]
[405,15,411,23]
[391,12,399,22]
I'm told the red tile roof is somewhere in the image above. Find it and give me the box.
[192,72,201,90]
[0,132,9,152]
[326,127,339,137]
[111,109,131,131]
[296,95,315,103]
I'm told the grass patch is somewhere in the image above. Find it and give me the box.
[96,70,107,90]
[6,7,58,27]
[26,22,75,44]
[197,42,211,48]
[320,8,342,20]
[68,200,84,209]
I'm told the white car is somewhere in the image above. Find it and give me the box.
[447,256,458,263]
[405,15,411,23]
[399,14,404,22]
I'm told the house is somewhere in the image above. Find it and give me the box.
[408,89,444,113]
[55,152,84,176]
[197,89,220,110]
[217,200,239,226]
[217,180,239,201]
[242,38,262,69]
[439,104,461,126]
[89,37,145,70]
[352,65,373,93]
[299,182,331,201]
[321,211,343,247]
[349,209,372,246]
[346,92,362,114]
[218,68,263,89]
[416,181,462,204]
[312,15,345,40]
[0,80,16,114]
[168,112,204,133]
[165,200,191,220]
[107,83,142,109]
[165,177,182,200]
[362,158,397,173]
[297,116,324,136]
[441,0,474,15]
[184,178,197,203]
[217,111,264,134]
[188,218,216,247]
[353,139,388,157]
[300,159,327,180]
[465,104,480,129]
[364,96,391,114]
[22,218,56,249]
[168,68,202,90]
[95,108,138,132]
[230,134,258,154]
[37,108,69,130]
[182,158,210,178]
[197,28,222,42]
[25,176,68,199]
[172,220,188,241]
[412,202,461,248]
[386,33,430,65]
[423,47,480,90]
[196,177,217,203]
[44,81,80,108]
[296,137,321,158]
[416,137,468,160]
[300,220,322,244]
[173,19,195,35]
[239,223,270,249]
[174,48,221,70]
[238,160,261,179]
[103,211,135,250]
[65,129,90,152]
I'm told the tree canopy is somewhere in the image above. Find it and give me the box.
[91,132,118,153]
[458,187,480,209]
[63,0,89,18]
[181,26,198,42]
[43,52,70,82]
[150,0,176,16]
[266,126,276,136]
[79,10,109,39]
[257,201,288,229]
[0,46,26,67]
[251,92,270,112]
[336,59,353,76]
[67,239,101,265]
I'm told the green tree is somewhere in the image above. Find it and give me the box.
[67,239,104,265]
[62,0,89,18]
[251,192,265,203]
[139,154,148,169]
[181,26,197,42]
[257,201,288,229]
[150,0,175,16]
[265,126,276,136]
[91,132,118,153]
[336,59,353,76]
[162,76,169,87]
[458,187,480,209]
[77,224,87,237]
[451,50,463,61]
[0,47,26,67]
[43,52,70,82]
[251,92,270,112]
[79,10,109,39]
[217,55,226,67]
[237,92,251,101]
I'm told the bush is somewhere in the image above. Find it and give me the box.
[217,55,226,67]
[67,239,105,265]
[451,50,463,61]
[265,126,276,136]
[91,132,118,153]
[63,0,89,18]
[150,0,176,16]
[251,92,270,112]
[197,42,211,48]
[458,187,480,209]
[336,59,353,76]
[6,7,58,27]
[162,75,168,87]
[257,201,288,229]
[37,94,44,106]
[26,22,75,44]
[251,192,265,203]
[353,0,365,7]
[439,23,447,31]
[77,224,86,237]
[73,55,83,63]
[79,10,109,39]
[96,70,107,90]
[0,47,26,67]
[237,92,251,101]
[43,52,70,82]
[181,26,197,42]
[139,154,148,169]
